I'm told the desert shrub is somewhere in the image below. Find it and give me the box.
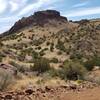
[39,48,48,57]
[17,52,25,61]
[29,29,34,32]
[32,38,44,46]
[21,48,39,59]
[0,53,5,62]
[84,74,100,85]
[39,51,45,56]
[0,42,3,47]
[50,58,59,63]
[56,40,66,52]
[37,46,41,50]
[36,79,45,85]
[0,70,14,91]
[70,53,83,60]
[59,61,87,80]
[46,41,50,46]
[31,58,50,74]
[57,51,62,55]
[47,68,59,77]
[0,56,3,62]
[17,38,22,42]
[83,56,100,71]
[96,24,100,30]
[32,50,39,59]
[50,43,54,52]
[83,60,94,71]
[9,61,26,73]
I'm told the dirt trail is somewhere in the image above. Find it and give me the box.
[0,86,100,100]
[61,87,100,100]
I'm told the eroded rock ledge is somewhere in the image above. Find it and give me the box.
[5,10,67,35]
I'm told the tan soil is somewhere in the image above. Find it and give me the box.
[61,87,100,100]
[1,85,100,100]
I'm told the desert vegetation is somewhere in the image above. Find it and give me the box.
[0,10,100,100]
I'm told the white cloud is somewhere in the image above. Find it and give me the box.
[0,16,20,33]
[9,0,28,12]
[9,1,19,12]
[0,16,19,23]
[0,0,7,14]
[65,7,100,17]
[18,0,58,16]
[72,2,89,8]
[0,25,12,33]
[0,0,60,33]
[18,2,42,16]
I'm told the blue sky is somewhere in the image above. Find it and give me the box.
[0,0,100,33]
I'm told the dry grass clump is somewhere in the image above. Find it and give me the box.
[0,70,14,91]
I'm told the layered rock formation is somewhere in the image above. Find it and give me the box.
[5,10,67,35]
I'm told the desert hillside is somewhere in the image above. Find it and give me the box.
[0,10,100,100]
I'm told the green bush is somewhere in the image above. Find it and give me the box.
[32,50,39,59]
[31,58,50,74]
[56,39,66,52]
[0,42,3,47]
[0,56,3,62]
[50,58,59,63]
[39,51,45,56]
[59,61,87,80]
[37,46,41,50]
[70,53,83,60]
[39,48,48,57]
[47,68,59,77]
[83,56,100,71]
[50,43,54,52]
[46,42,50,46]
[9,61,26,73]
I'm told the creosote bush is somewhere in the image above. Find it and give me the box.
[50,43,54,52]
[59,61,87,80]
[56,39,66,52]
[83,56,100,71]
[31,58,50,74]
[50,58,59,63]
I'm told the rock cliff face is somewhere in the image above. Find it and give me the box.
[7,10,67,34]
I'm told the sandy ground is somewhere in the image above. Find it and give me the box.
[60,87,100,100]
[1,86,100,100]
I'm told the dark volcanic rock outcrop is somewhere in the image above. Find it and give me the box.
[2,10,67,36]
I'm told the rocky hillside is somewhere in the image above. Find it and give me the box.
[0,10,100,99]
[1,10,68,36]
[0,10,100,63]
[0,10,76,64]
